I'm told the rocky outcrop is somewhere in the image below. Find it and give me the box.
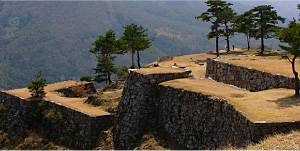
[206,58,297,92]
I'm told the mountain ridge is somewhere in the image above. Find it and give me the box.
[0,1,298,90]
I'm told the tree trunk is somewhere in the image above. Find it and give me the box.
[260,10,264,54]
[131,48,135,69]
[137,51,141,69]
[106,53,112,84]
[215,20,219,57]
[260,28,264,54]
[247,32,250,51]
[226,35,230,52]
[225,23,230,52]
[292,56,299,95]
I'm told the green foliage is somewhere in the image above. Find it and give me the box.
[219,5,237,52]
[298,4,300,21]
[56,112,63,120]
[276,19,300,95]
[122,24,155,68]
[38,100,48,110]
[129,64,138,69]
[248,5,285,54]
[276,19,300,57]
[90,30,125,84]
[93,55,116,84]
[234,10,257,50]
[116,66,128,80]
[27,71,47,98]
[46,110,63,122]
[195,0,233,56]
[80,76,92,82]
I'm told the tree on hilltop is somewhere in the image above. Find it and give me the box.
[276,19,300,95]
[219,5,237,52]
[122,24,154,69]
[27,71,47,98]
[89,30,126,84]
[234,10,257,51]
[136,35,155,69]
[298,4,300,21]
[249,5,285,54]
[195,0,232,57]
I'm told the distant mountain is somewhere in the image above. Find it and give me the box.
[0,1,298,90]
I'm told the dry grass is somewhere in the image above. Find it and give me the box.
[0,130,67,150]
[247,130,300,150]
[223,130,300,150]
[161,77,300,122]
[134,128,186,150]
[219,55,300,77]
[136,68,186,74]
[95,127,114,150]
[156,48,300,122]
[86,90,122,111]
[5,81,110,116]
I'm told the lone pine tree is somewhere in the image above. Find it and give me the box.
[196,0,233,57]
[276,19,300,95]
[249,5,285,54]
[89,30,126,84]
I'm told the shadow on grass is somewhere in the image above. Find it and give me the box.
[207,51,245,56]
[207,49,283,59]
[254,51,283,57]
[267,95,300,108]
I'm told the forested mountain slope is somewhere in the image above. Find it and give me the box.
[0,1,296,90]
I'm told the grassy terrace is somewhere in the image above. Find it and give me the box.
[5,81,110,116]
[150,49,300,122]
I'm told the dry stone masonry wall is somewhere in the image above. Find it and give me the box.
[0,82,112,149]
[114,69,191,149]
[115,68,300,149]
[158,86,300,149]
[206,58,297,91]
[158,86,253,149]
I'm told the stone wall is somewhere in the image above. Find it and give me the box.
[158,86,252,149]
[158,85,300,149]
[0,82,112,149]
[114,69,191,149]
[206,58,296,92]
[115,69,300,150]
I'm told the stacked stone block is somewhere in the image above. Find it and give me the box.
[206,58,297,91]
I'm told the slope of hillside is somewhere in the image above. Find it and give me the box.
[0,1,297,90]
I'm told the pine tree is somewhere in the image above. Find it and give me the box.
[89,30,125,84]
[249,5,285,54]
[93,55,116,84]
[196,0,231,57]
[219,5,237,52]
[122,24,154,69]
[27,71,47,98]
[276,19,300,95]
[234,11,257,50]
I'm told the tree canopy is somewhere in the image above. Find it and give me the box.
[249,5,285,54]
[234,10,257,50]
[219,5,237,52]
[196,0,233,57]
[122,24,154,68]
[89,30,126,84]
[276,19,300,95]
